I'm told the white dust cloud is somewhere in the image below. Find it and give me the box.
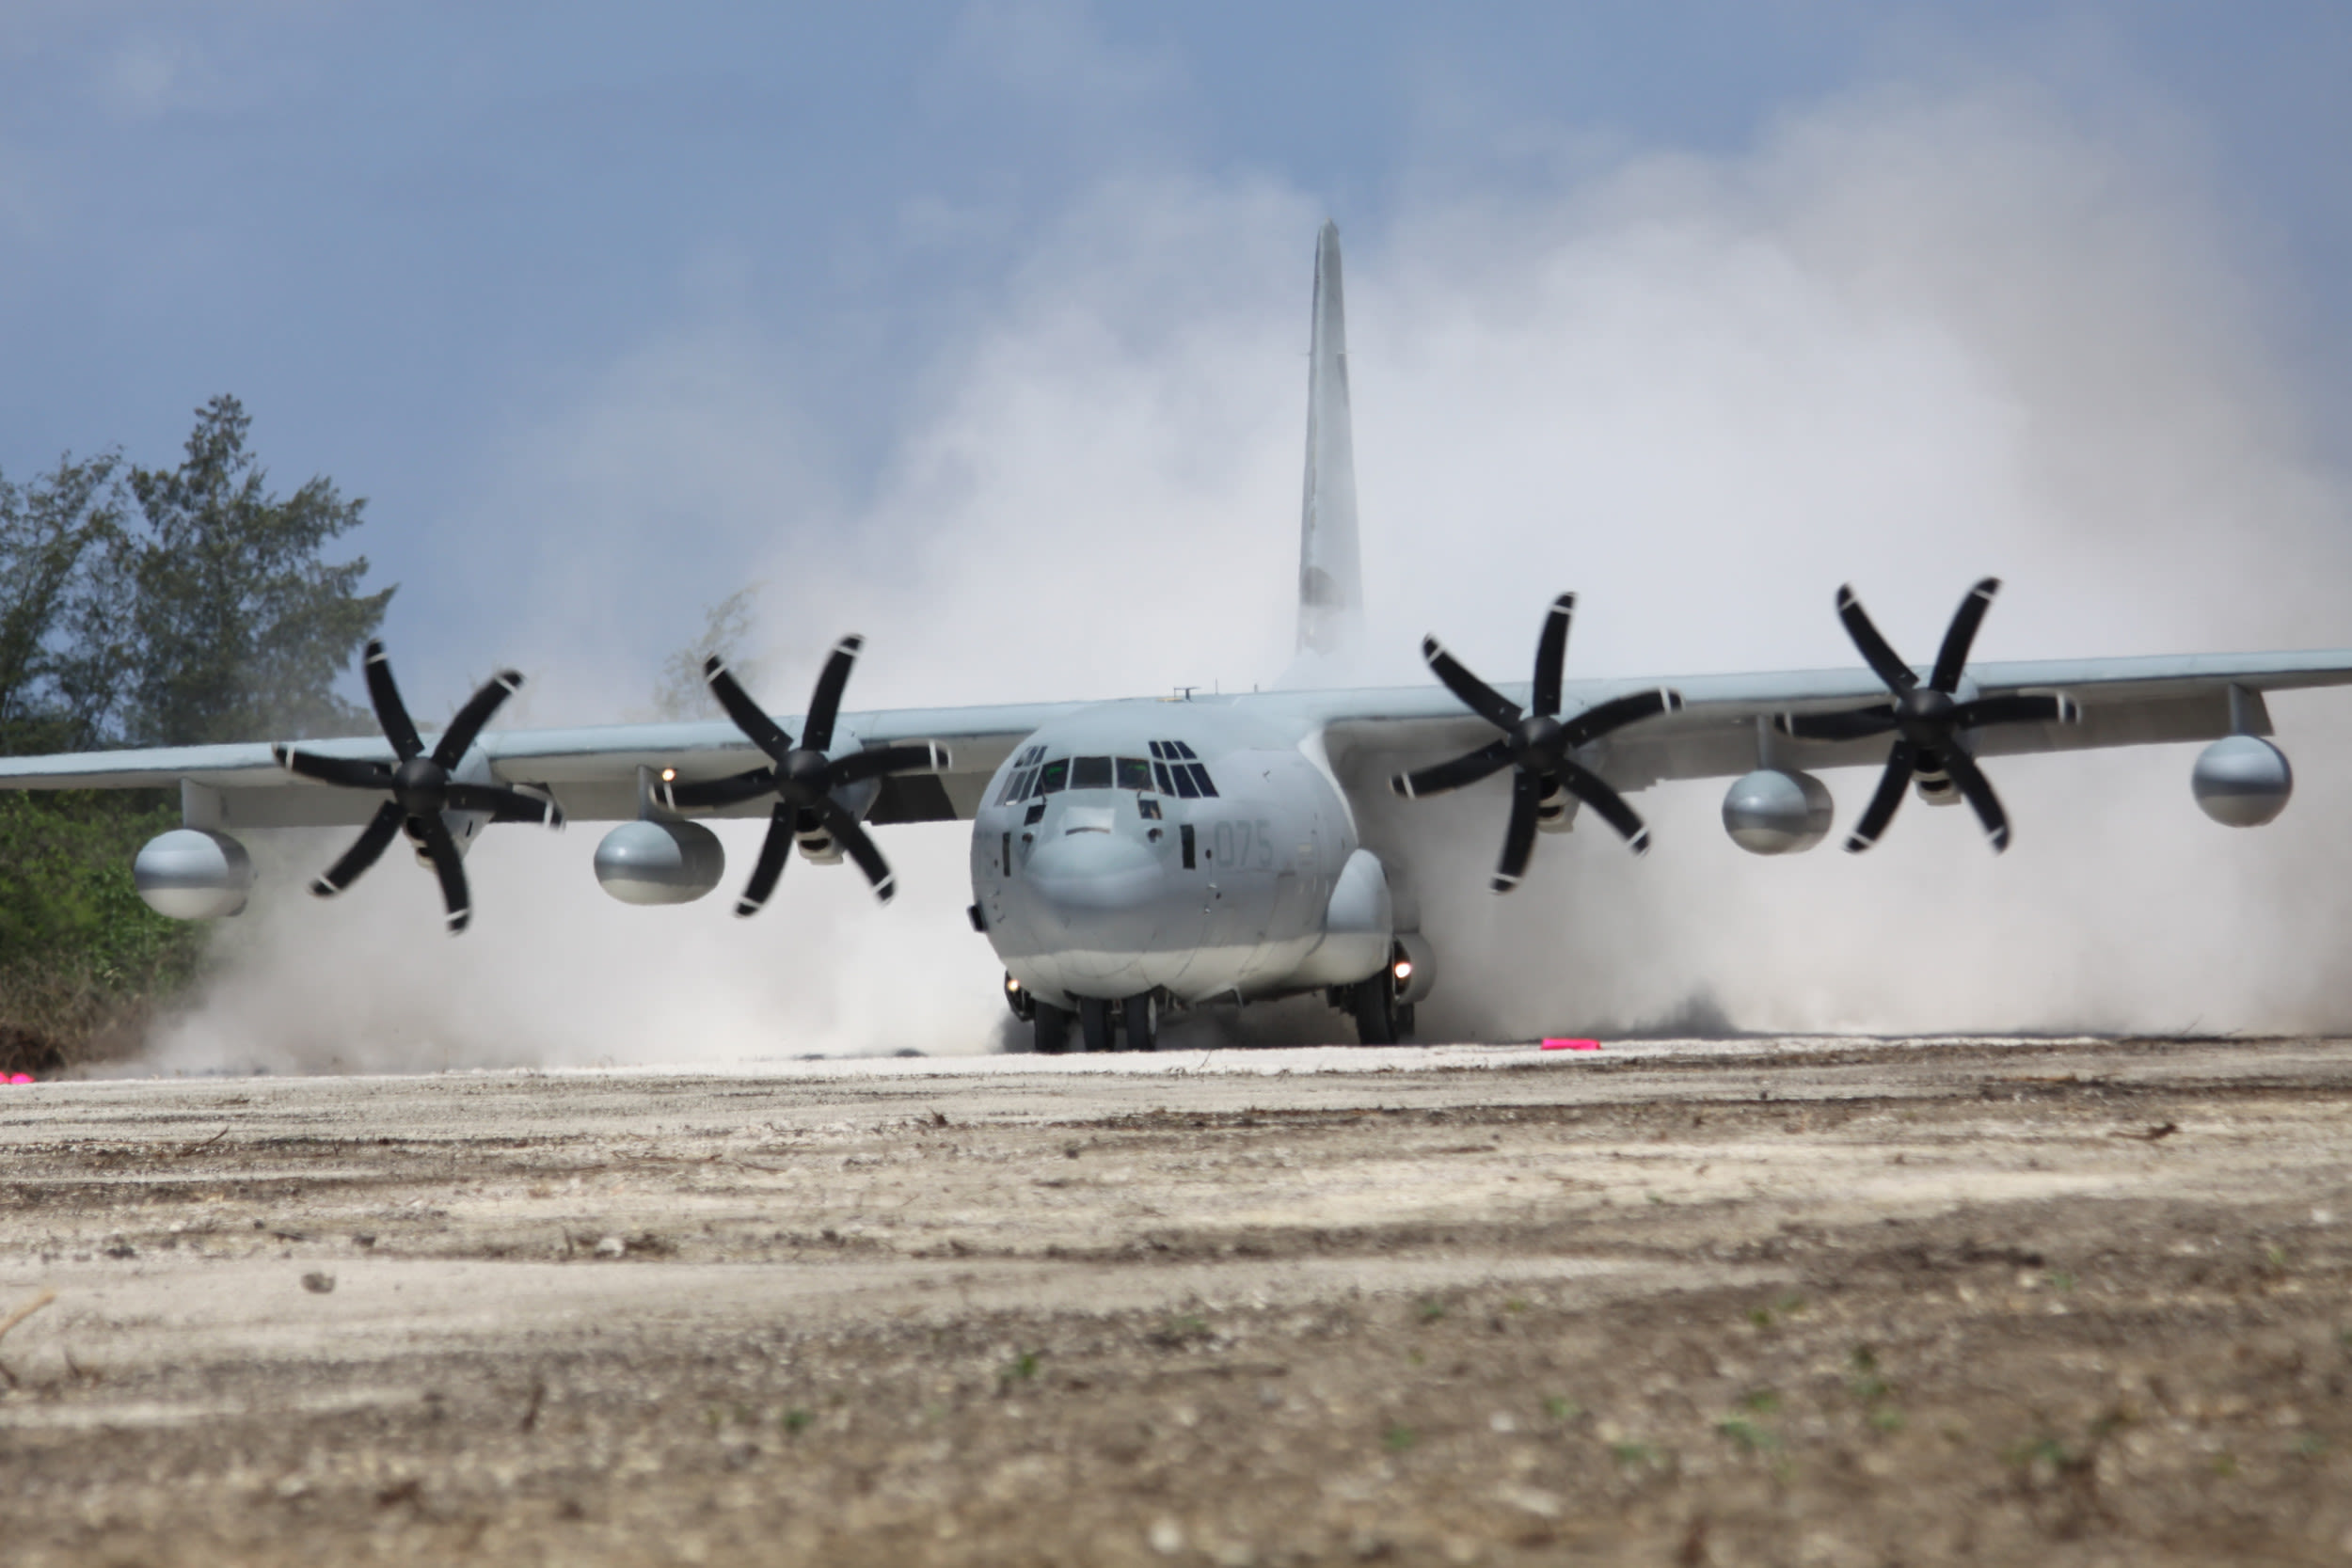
[144,78,2352,1071]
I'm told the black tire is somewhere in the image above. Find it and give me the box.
[1034,1003,1072,1054]
[1120,992,1158,1053]
[1078,996,1114,1053]
[1351,974,1397,1046]
[1394,1002,1417,1039]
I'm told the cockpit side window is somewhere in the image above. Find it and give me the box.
[1147,740,1216,798]
[1071,755,1113,790]
[1115,756,1152,792]
[1038,757,1069,794]
[996,744,1052,805]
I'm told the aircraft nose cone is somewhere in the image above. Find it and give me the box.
[1025,830,1162,916]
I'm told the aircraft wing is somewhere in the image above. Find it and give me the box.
[1316,648,2352,792]
[0,702,1089,830]
[8,648,2351,832]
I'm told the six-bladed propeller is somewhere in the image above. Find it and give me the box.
[1391,593,1683,892]
[274,641,563,933]
[1775,578,2074,853]
[659,635,949,915]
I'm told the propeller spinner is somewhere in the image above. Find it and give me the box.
[1777,578,2075,852]
[1391,593,1681,892]
[273,641,564,933]
[659,636,949,915]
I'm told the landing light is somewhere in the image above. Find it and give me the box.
[660,767,677,782]
[1392,959,1413,982]
[1006,976,1023,993]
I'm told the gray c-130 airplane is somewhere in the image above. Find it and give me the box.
[8,222,2352,1053]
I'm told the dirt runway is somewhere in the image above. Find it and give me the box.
[4,1037,2350,1566]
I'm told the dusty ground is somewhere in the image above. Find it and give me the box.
[3,1037,2351,1567]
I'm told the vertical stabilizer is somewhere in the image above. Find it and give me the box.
[1296,221,1363,658]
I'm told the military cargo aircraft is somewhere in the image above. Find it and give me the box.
[6,224,2347,1053]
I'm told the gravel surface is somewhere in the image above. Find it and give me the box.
[4,1037,2350,1565]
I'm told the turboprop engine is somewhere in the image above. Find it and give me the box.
[2192,736,2293,827]
[1722,768,1835,855]
[593,819,726,905]
[133,829,254,920]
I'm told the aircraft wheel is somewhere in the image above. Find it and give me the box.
[1351,974,1398,1046]
[1034,1003,1073,1054]
[1078,996,1115,1053]
[1120,992,1158,1053]
[1394,1002,1417,1040]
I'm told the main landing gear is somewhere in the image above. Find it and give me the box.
[1335,970,1416,1046]
[1027,990,1160,1053]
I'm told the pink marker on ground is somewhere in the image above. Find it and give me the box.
[1540,1038,1601,1052]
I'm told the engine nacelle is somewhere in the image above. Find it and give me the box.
[133,829,253,920]
[794,776,882,865]
[1534,779,1576,834]
[1722,768,1834,855]
[594,819,725,905]
[2193,736,2292,827]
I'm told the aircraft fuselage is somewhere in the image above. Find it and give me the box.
[969,700,1376,1010]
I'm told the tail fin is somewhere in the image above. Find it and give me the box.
[1296,220,1363,658]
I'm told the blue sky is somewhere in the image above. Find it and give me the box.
[5,3,2351,703]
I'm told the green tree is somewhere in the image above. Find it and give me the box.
[115,394,393,746]
[0,450,126,754]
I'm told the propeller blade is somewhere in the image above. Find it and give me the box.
[431,670,525,769]
[663,768,778,811]
[274,745,395,791]
[1775,705,1899,742]
[1947,692,2074,730]
[1558,688,1682,750]
[1421,637,1524,732]
[310,800,405,896]
[1928,578,2002,694]
[801,635,864,753]
[412,812,472,933]
[1392,738,1514,799]
[1844,738,1917,852]
[441,782,564,827]
[1530,593,1575,720]
[818,798,898,902]
[1937,745,2011,852]
[704,657,797,765]
[826,741,949,787]
[734,802,795,917]
[1490,768,1543,894]
[1836,587,1918,693]
[1551,754,1651,853]
[362,641,425,761]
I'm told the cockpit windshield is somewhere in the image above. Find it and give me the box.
[1001,743,1216,804]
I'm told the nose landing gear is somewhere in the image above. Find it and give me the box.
[1033,990,1161,1053]
[1120,992,1159,1053]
